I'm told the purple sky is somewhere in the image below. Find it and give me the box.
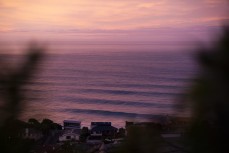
[0,0,228,53]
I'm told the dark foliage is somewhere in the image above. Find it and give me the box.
[0,45,44,153]
[184,26,229,153]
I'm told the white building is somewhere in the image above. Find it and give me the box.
[59,129,81,142]
[59,120,81,142]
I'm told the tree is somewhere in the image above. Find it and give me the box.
[28,118,40,129]
[0,45,44,153]
[41,118,54,135]
[117,128,126,138]
[184,26,229,153]
[115,125,163,153]
[80,127,90,142]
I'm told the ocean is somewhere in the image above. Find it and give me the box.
[1,46,197,128]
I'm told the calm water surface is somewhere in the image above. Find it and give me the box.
[1,49,197,127]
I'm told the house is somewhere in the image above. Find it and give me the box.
[90,122,117,137]
[59,128,81,142]
[59,120,81,142]
[63,120,81,130]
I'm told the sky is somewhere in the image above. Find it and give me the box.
[0,0,229,52]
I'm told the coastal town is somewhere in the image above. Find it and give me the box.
[3,115,189,153]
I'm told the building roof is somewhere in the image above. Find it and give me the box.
[91,126,117,132]
[91,122,111,126]
[63,120,81,123]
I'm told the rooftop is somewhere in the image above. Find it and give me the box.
[91,125,117,131]
[91,122,111,126]
[63,120,81,123]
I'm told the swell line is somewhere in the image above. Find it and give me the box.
[62,108,161,119]
[58,97,176,108]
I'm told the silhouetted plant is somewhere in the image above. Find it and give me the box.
[0,44,44,153]
[114,125,163,153]
[41,118,62,135]
[80,127,90,142]
[28,118,40,129]
[184,25,229,153]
